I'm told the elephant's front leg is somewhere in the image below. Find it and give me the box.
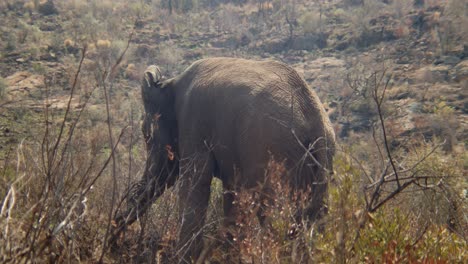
[177,152,214,263]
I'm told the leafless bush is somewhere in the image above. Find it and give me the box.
[0,27,137,262]
[340,61,467,249]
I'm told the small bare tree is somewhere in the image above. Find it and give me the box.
[342,62,466,251]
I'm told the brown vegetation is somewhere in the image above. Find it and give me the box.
[0,0,466,263]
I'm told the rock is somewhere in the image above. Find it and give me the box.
[409,102,424,113]
[134,44,155,58]
[169,33,181,40]
[183,50,203,61]
[396,56,410,64]
[391,91,410,100]
[39,52,57,62]
[291,33,328,50]
[411,64,450,83]
[444,45,467,59]
[356,26,396,48]
[4,71,45,99]
[134,19,144,29]
[414,0,425,8]
[259,37,287,53]
[5,72,32,86]
[298,57,345,82]
[210,33,250,49]
[451,60,468,82]
[434,56,461,65]
[6,72,44,89]
[39,21,60,32]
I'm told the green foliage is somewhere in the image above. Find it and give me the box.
[37,0,58,16]
[436,0,468,54]
[16,19,43,44]
[355,208,412,261]
[4,33,16,52]
[406,144,467,229]
[0,77,6,100]
[129,1,151,18]
[433,100,455,117]
[32,62,46,74]
[299,11,324,35]
[0,165,15,197]
[77,12,102,42]
[355,209,467,262]
[314,148,467,263]
[160,0,195,13]
[314,152,365,262]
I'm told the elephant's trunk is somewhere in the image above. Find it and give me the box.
[110,155,178,247]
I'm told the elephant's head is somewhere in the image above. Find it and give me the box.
[140,65,179,195]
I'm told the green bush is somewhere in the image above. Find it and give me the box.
[299,11,325,35]
[37,0,58,16]
[314,147,467,263]
[0,77,6,100]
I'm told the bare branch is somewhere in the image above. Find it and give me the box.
[49,46,87,175]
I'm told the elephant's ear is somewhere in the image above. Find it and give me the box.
[144,65,163,88]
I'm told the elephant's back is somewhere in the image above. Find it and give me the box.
[177,57,323,114]
[183,57,303,89]
[176,57,332,141]
[175,58,334,185]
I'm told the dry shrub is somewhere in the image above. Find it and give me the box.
[391,0,414,19]
[436,0,468,54]
[0,36,140,263]
[393,23,410,38]
[0,125,110,262]
[124,63,140,81]
[63,38,74,47]
[314,149,467,263]
[209,159,315,263]
[353,142,467,262]
[97,39,112,50]
[299,10,324,35]
[111,186,180,263]
[23,1,35,12]
[403,143,467,232]
[37,0,58,16]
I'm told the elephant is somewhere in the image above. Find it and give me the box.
[112,57,335,262]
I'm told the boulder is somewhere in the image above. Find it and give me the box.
[451,60,468,82]
[411,64,451,83]
[291,33,328,50]
[3,71,45,102]
[259,37,288,53]
[297,57,345,82]
[434,56,461,65]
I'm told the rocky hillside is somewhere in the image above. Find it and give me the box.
[1,0,466,155]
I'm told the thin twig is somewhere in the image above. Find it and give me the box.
[50,46,87,175]
[373,74,400,188]
[99,28,134,261]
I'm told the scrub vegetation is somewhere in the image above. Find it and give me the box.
[0,0,466,263]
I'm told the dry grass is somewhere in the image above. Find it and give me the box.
[0,0,467,263]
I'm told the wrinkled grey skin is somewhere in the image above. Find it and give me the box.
[113,57,335,262]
